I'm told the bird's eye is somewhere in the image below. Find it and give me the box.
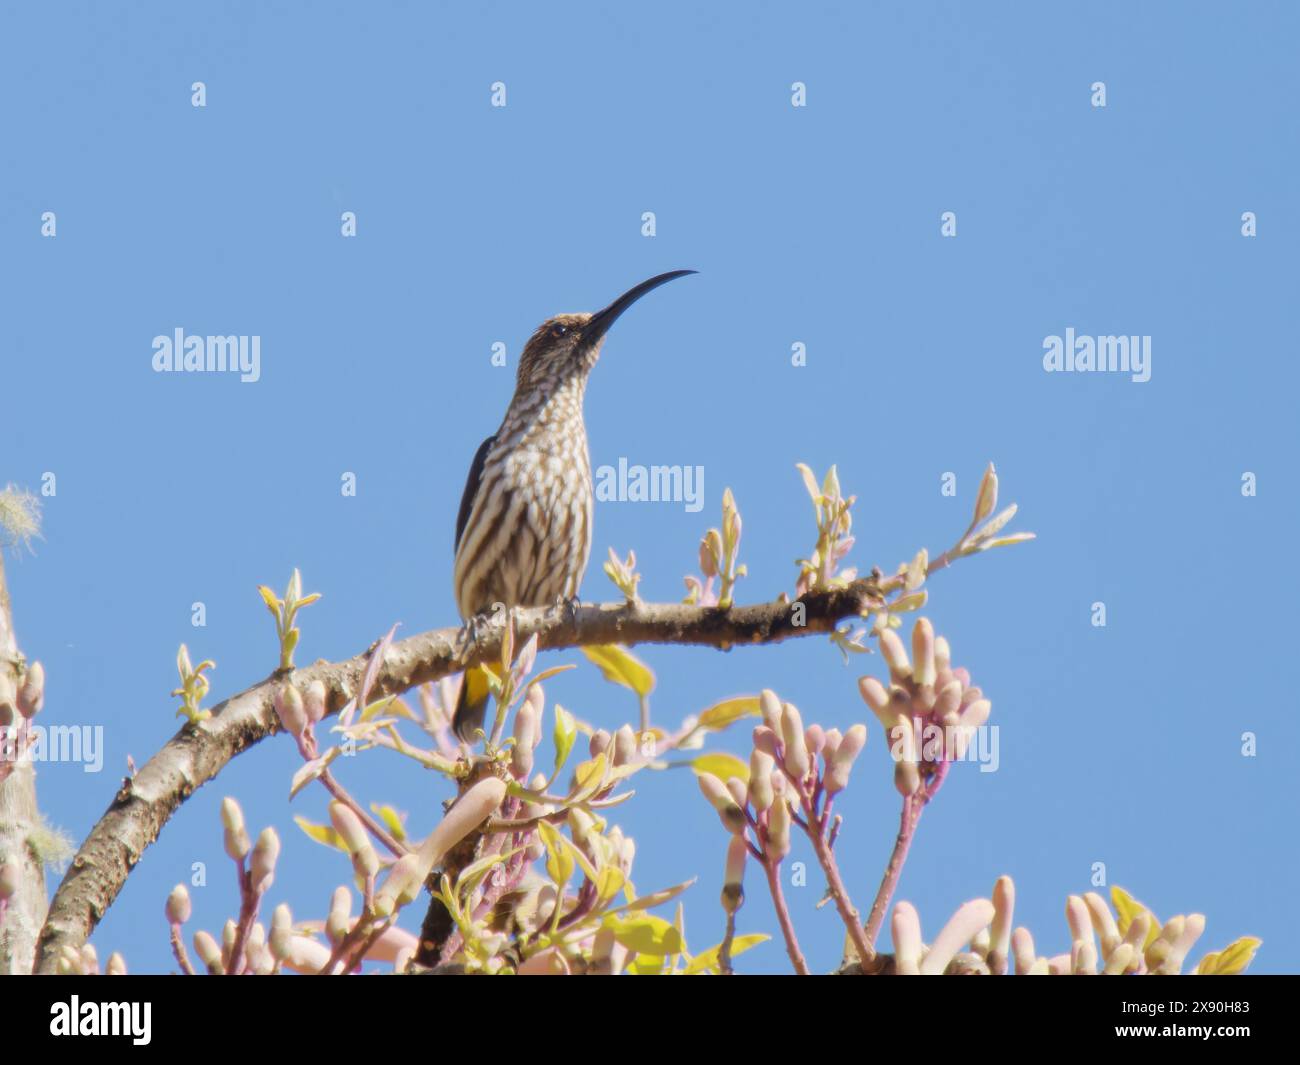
[549,322,569,338]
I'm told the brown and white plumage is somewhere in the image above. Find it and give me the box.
[450,272,696,742]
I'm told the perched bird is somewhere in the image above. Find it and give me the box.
[451,270,696,742]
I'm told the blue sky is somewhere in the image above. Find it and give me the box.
[2,0,1296,974]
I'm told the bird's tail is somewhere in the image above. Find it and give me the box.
[452,664,494,744]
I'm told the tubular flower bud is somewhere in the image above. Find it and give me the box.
[721,834,747,915]
[766,797,792,861]
[326,888,352,944]
[166,884,192,925]
[374,854,423,918]
[748,750,775,811]
[821,728,843,759]
[221,798,250,861]
[17,661,45,718]
[934,680,963,723]
[329,801,378,880]
[911,619,936,688]
[1122,910,1150,954]
[1103,942,1136,975]
[415,776,508,883]
[1159,913,1205,974]
[612,724,636,767]
[891,713,920,797]
[780,703,810,780]
[987,876,1015,975]
[589,729,611,758]
[751,725,778,758]
[934,636,951,673]
[725,776,748,809]
[920,898,995,976]
[303,679,328,724]
[273,683,307,737]
[892,901,923,975]
[879,629,912,681]
[511,692,543,778]
[270,902,295,957]
[803,724,826,758]
[250,827,280,893]
[1083,892,1121,960]
[697,772,746,834]
[1011,926,1037,975]
[106,952,127,976]
[824,724,868,795]
[857,675,892,729]
[193,930,225,975]
[700,530,721,579]
[1072,938,1099,975]
[759,689,783,734]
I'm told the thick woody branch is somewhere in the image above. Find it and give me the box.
[35,578,882,973]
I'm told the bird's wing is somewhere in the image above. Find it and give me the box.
[454,434,497,553]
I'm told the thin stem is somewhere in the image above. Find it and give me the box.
[804,801,873,965]
[863,793,926,951]
[170,923,196,975]
[762,858,810,975]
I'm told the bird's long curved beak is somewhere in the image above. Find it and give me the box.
[585,269,697,344]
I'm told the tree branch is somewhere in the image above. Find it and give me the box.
[35,577,882,973]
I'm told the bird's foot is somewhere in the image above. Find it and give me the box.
[551,594,581,627]
[454,609,495,664]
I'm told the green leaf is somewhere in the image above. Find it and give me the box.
[606,913,684,956]
[582,645,656,698]
[1199,936,1262,975]
[697,696,761,731]
[691,751,749,784]
[552,705,577,774]
[569,753,608,803]
[369,803,407,841]
[682,933,770,974]
[293,815,346,852]
[1111,886,1161,950]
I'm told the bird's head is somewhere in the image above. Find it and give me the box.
[515,270,696,391]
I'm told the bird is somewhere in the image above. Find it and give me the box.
[450,270,696,743]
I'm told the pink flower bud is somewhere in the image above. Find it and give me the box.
[273,683,307,737]
[748,750,775,811]
[106,952,127,975]
[989,876,1014,976]
[330,802,379,880]
[1083,892,1120,959]
[270,902,295,956]
[193,930,224,974]
[934,636,951,673]
[250,827,280,893]
[857,675,891,727]
[752,725,778,757]
[725,776,748,809]
[374,854,423,918]
[414,776,508,882]
[766,798,791,861]
[920,898,995,975]
[911,619,936,688]
[780,703,810,780]
[759,689,783,734]
[824,724,867,795]
[511,693,543,778]
[612,724,636,767]
[16,661,44,718]
[303,679,328,724]
[326,889,351,944]
[803,724,826,758]
[721,835,747,915]
[933,680,963,723]
[221,798,250,861]
[892,900,923,975]
[1011,926,1037,975]
[697,772,746,834]
[166,884,191,925]
[589,729,611,757]
[879,629,911,680]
